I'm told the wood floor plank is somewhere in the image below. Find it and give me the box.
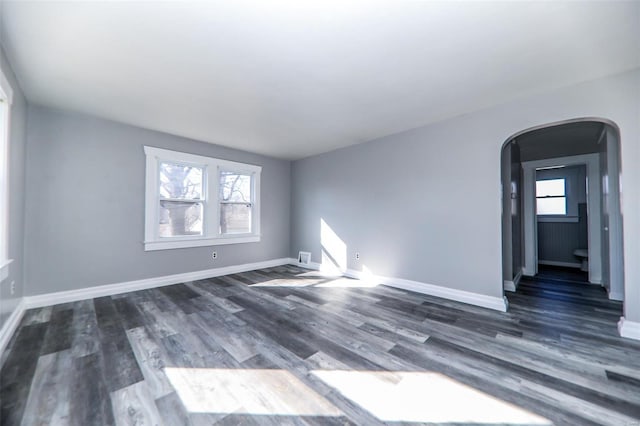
[187,310,258,363]
[112,297,145,330]
[40,308,74,355]
[20,307,52,327]
[233,307,318,360]
[70,352,115,426]
[2,264,639,425]
[0,322,48,426]
[136,300,179,339]
[154,392,192,426]
[426,336,640,418]
[70,299,101,359]
[110,381,164,426]
[126,326,175,399]
[185,285,245,314]
[20,350,72,426]
[93,297,144,392]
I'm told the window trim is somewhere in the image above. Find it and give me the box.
[0,66,14,282]
[144,146,261,251]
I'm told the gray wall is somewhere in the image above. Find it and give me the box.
[0,46,28,329]
[10,66,640,325]
[24,106,290,296]
[536,165,588,265]
[291,69,640,309]
[292,114,508,298]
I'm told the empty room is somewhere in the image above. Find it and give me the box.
[1,1,639,425]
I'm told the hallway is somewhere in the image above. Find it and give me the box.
[515,265,619,314]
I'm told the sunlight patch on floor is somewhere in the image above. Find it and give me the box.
[315,277,378,288]
[314,265,379,288]
[164,368,342,416]
[312,370,552,425]
[253,268,380,289]
[250,278,318,287]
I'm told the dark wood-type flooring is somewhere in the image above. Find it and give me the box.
[1,265,639,425]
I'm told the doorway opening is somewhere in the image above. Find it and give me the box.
[535,164,589,284]
[501,119,624,315]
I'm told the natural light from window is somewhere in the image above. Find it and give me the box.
[312,370,553,424]
[320,218,347,273]
[158,162,204,237]
[536,178,566,215]
[164,368,342,416]
[164,367,553,424]
[219,171,253,235]
[250,269,379,289]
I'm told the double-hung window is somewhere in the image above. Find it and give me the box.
[158,161,204,238]
[0,67,13,282]
[536,178,566,215]
[144,146,261,251]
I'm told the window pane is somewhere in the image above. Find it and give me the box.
[160,163,203,200]
[159,201,203,237]
[536,179,565,197]
[537,197,566,215]
[219,172,251,202]
[220,203,252,234]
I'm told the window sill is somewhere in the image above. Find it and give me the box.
[0,259,13,283]
[144,235,260,251]
[537,216,579,223]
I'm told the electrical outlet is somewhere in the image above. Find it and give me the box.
[355,252,360,260]
[10,281,15,295]
[212,251,218,260]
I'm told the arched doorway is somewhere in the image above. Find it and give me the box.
[501,119,624,324]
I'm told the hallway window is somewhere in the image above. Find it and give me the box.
[536,178,566,215]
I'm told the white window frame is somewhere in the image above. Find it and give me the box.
[144,146,261,251]
[535,178,567,217]
[0,66,13,282]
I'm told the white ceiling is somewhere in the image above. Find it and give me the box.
[1,1,638,160]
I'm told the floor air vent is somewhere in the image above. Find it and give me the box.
[297,251,311,265]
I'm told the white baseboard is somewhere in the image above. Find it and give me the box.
[0,298,26,361]
[16,255,509,334]
[292,260,507,312]
[24,258,292,309]
[504,269,523,293]
[375,274,508,312]
[618,317,640,341]
[538,260,581,269]
[503,280,516,292]
[514,269,523,287]
[608,290,624,301]
[289,259,323,271]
